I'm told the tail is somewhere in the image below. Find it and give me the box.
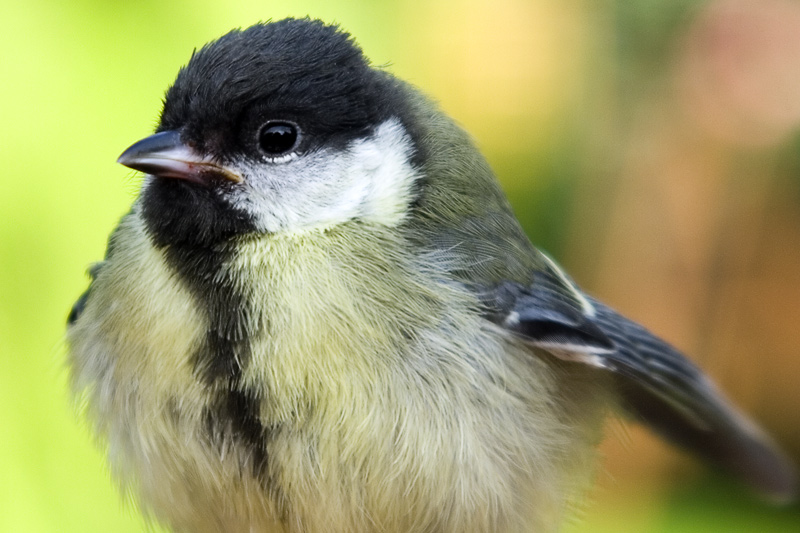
[592,300,796,502]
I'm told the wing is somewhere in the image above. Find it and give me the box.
[484,253,796,502]
[68,262,105,326]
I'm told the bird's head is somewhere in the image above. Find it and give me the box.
[120,19,424,248]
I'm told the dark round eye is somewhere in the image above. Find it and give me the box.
[258,121,299,155]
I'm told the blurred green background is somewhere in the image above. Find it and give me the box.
[2,0,800,531]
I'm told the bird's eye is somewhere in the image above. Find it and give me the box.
[258,121,299,156]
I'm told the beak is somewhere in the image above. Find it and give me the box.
[117,130,242,184]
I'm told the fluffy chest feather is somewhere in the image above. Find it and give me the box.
[69,214,603,532]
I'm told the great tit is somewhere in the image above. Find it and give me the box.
[67,18,795,533]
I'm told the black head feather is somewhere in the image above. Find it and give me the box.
[159,18,401,158]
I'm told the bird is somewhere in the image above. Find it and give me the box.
[67,17,795,533]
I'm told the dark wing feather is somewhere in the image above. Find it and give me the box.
[484,257,796,501]
[483,255,615,360]
[590,299,795,501]
[68,262,104,326]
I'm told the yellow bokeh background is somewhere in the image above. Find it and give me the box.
[2,0,799,531]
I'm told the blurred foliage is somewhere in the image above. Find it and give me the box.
[661,476,800,532]
[2,0,799,531]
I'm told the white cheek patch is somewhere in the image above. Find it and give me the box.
[229,118,420,233]
[347,119,419,226]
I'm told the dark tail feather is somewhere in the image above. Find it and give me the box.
[588,300,796,502]
[617,375,796,503]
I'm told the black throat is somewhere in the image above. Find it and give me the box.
[141,177,273,477]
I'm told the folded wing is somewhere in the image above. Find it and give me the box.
[484,253,796,502]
